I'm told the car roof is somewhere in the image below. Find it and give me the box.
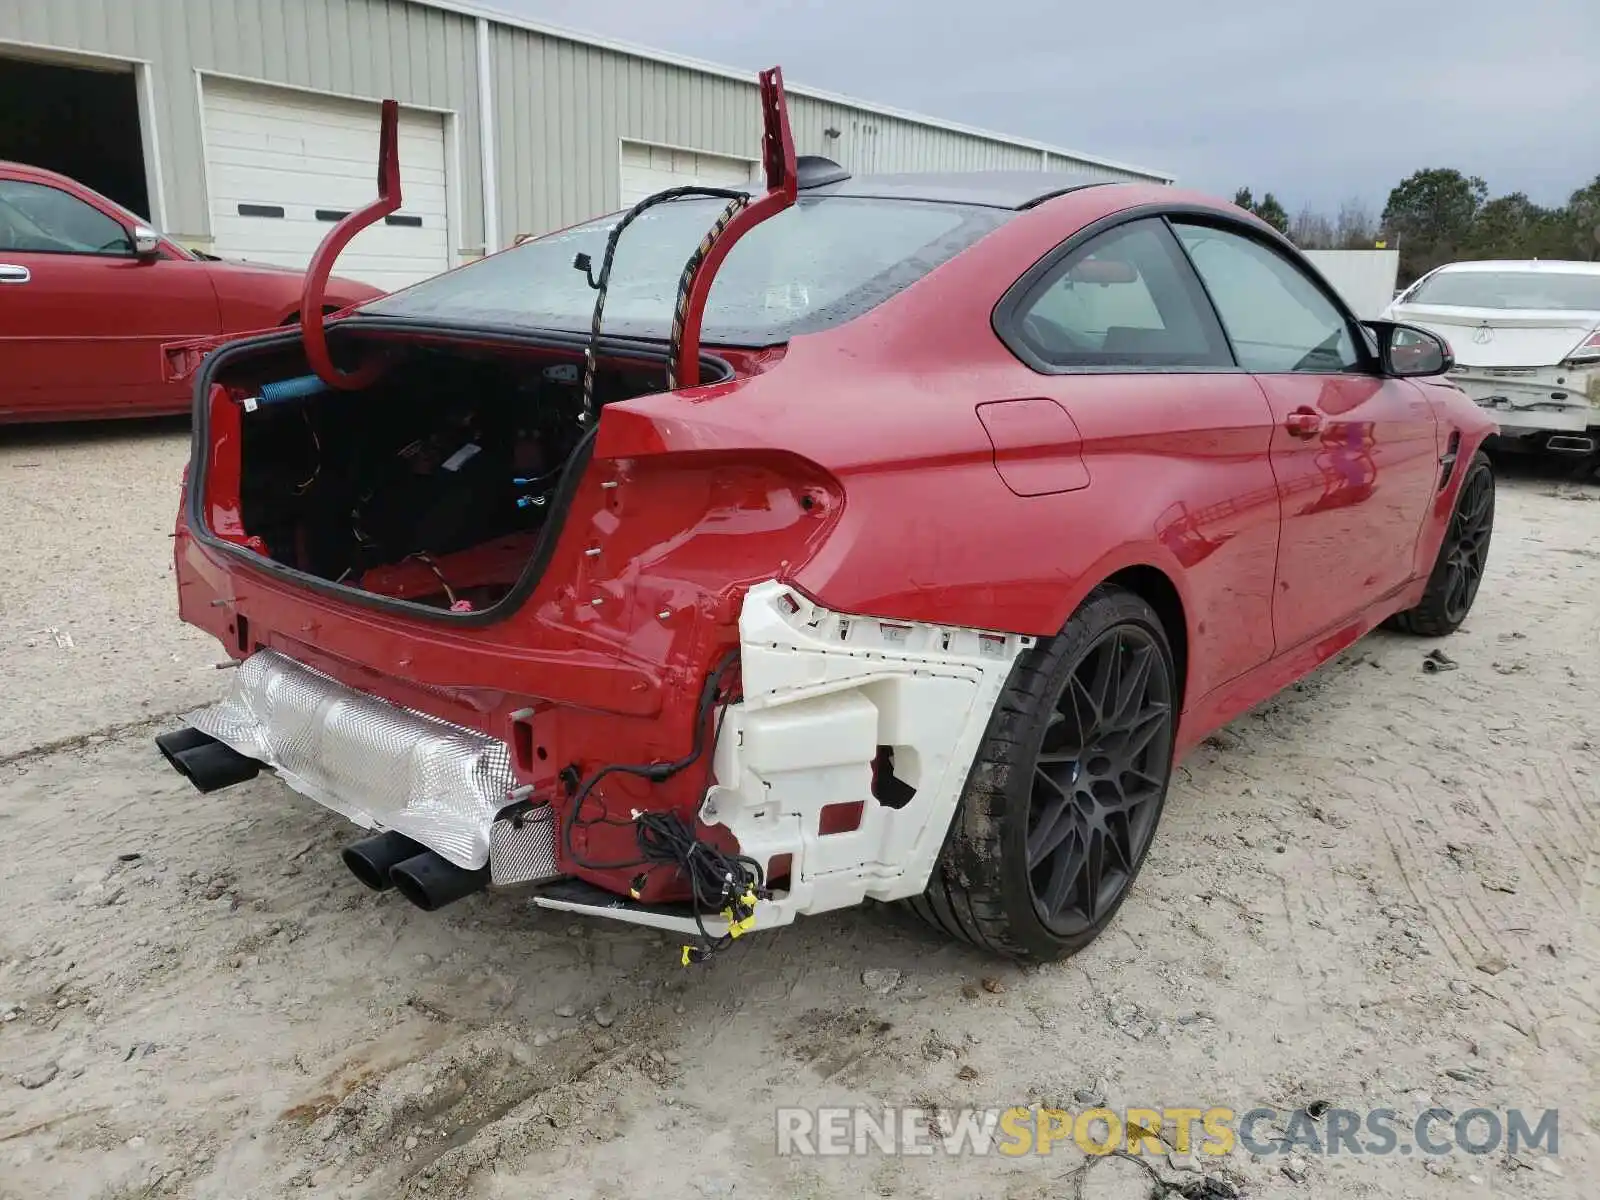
[799,170,1118,210]
[0,160,77,187]
[1431,259,1600,277]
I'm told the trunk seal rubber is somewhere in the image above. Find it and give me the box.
[184,318,734,628]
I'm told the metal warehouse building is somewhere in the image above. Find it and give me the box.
[0,0,1171,291]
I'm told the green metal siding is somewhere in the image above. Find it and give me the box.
[0,0,1169,256]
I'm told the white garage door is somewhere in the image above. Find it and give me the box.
[202,79,450,293]
[620,142,755,209]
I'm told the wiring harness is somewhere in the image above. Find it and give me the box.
[558,650,768,964]
[573,185,752,425]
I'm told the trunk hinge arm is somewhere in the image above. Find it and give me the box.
[299,98,403,391]
[671,67,797,390]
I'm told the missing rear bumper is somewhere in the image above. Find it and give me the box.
[177,648,552,877]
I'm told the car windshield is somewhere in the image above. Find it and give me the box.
[364,195,1014,343]
[1408,270,1600,312]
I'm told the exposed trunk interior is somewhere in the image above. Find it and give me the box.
[209,331,724,614]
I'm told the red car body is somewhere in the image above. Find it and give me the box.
[0,161,381,423]
[159,84,1496,962]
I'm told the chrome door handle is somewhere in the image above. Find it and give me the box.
[1284,407,1324,438]
[0,264,30,284]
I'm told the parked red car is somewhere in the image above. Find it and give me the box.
[157,81,1495,964]
[0,161,381,423]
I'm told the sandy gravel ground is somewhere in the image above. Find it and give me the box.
[1,420,1595,1200]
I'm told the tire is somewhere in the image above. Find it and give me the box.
[909,585,1178,962]
[1387,451,1495,637]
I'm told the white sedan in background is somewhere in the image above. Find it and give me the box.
[1384,259,1600,458]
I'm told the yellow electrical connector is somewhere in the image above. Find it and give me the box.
[722,890,760,939]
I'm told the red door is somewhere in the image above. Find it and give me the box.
[1172,221,1439,651]
[1252,373,1439,647]
[0,176,221,421]
[998,216,1283,699]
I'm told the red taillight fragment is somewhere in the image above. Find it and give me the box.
[1566,328,1600,363]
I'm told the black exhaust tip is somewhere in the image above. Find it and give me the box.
[156,728,262,794]
[155,726,214,772]
[389,851,490,912]
[341,831,426,892]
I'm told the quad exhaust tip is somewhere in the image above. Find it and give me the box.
[155,727,262,793]
[388,851,491,912]
[341,832,490,910]
[341,830,425,891]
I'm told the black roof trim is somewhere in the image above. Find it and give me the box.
[799,171,1132,210]
[1017,181,1115,209]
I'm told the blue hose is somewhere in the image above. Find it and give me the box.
[255,375,330,406]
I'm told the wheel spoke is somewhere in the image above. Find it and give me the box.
[1108,643,1156,731]
[1066,674,1101,743]
[1122,703,1171,763]
[1083,632,1123,733]
[1034,763,1069,798]
[1039,844,1077,915]
[1027,795,1075,869]
[1444,566,1468,617]
[1081,829,1106,923]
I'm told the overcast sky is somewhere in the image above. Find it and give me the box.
[496,0,1597,216]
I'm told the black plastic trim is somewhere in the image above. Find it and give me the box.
[237,203,284,218]
[1015,181,1114,210]
[184,319,733,628]
[384,214,423,228]
[315,209,350,222]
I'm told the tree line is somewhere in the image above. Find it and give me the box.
[1232,171,1600,284]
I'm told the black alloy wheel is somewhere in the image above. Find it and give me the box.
[1026,623,1174,937]
[1388,450,1496,638]
[1440,461,1493,626]
[912,585,1178,962]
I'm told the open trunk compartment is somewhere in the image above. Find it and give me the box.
[191,326,733,618]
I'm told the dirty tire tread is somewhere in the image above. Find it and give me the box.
[1387,451,1494,638]
[907,584,1176,962]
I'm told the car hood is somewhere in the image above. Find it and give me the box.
[201,255,383,303]
[1385,302,1600,368]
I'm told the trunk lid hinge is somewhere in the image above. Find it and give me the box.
[162,100,402,390]
[297,97,402,391]
[671,67,797,390]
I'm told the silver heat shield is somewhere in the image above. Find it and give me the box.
[182,648,516,870]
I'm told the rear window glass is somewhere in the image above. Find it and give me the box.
[1408,270,1600,311]
[364,195,1013,343]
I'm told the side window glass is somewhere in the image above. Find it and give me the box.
[1174,223,1362,373]
[0,180,131,256]
[1011,218,1231,369]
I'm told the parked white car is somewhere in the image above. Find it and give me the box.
[1383,259,1600,456]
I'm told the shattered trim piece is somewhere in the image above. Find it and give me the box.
[183,649,516,869]
[701,580,1033,929]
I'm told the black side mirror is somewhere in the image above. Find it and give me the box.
[1365,319,1454,378]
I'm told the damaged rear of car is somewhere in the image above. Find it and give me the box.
[160,75,1037,960]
